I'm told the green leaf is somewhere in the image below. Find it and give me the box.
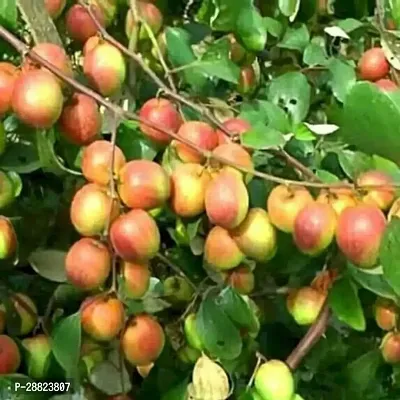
[268,72,311,124]
[35,130,67,176]
[264,17,283,38]
[161,378,189,400]
[236,6,267,52]
[337,18,364,33]
[241,123,286,149]
[196,292,242,360]
[0,0,17,29]
[337,150,373,179]
[0,141,41,174]
[51,312,81,378]
[278,24,310,52]
[303,42,329,66]
[279,0,301,18]
[340,82,400,164]
[329,277,366,331]
[293,124,316,141]
[28,249,67,283]
[328,58,357,103]
[380,218,400,296]
[315,169,340,183]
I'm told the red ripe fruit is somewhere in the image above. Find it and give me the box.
[0,216,17,260]
[44,0,66,19]
[0,335,21,374]
[381,332,400,364]
[139,98,182,145]
[82,140,126,186]
[374,298,398,331]
[66,4,106,43]
[0,62,18,117]
[122,314,165,366]
[176,121,218,163]
[211,143,253,172]
[59,94,101,145]
[216,118,251,145]
[121,261,151,299]
[117,160,170,210]
[12,70,63,129]
[336,205,387,269]
[238,66,257,96]
[83,36,101,56]
[375,78,398,91]
[358,48,390,82]
[226,265,255,294]
[110,209,160,262]
[65,238,111,291]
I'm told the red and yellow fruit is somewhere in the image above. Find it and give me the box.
[211,143,253,174]
[374,298,398,331]
[0,216,17,260]
[0,335,21,374]
[381,332,400,364]
[358,47,390,82]
[225,265,255,294]
[118,160,170,210]
[316,188,358,217]
[44,0,66,19]
[11,293,38,336]
[238,65,257,96]
[121,261,151,299]
[65,238,111,291]
[0,62,18,117]
[21,334,51,379]
[122,314,165,366]
[375,78,398,91]
[216,117,252,145]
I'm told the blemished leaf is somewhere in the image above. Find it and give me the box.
[278,24,310,52]
[28,249,67,283]
[0,0,17,29]
[196,292,242,360]
[328,58,357,103]
[51,312,81,378]
[380,218,400,296]
[329,277,366,331]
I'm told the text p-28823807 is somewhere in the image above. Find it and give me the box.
[13,381,71,394]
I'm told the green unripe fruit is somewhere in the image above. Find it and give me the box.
[184,313,204,352]
[163,276,194,304]
[0,122,6,156]
[21,334,51,379]
[0,171,15,209]
[177,344,201,364]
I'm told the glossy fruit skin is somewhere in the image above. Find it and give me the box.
[375,78,398,91]
[374,298,398,331]
[121,261,150,299]
[267,185,314,233]
[176,121,218,163]
[226,265,255,294]
[293,203,337,256]
[83,36,101,56]
[139,98,182,144]
[211,143,253,173]
[336,205,386,268]
[237,65,257,96]
[287,287,326,325]
[65,238,111,291]
[118,160,170,210]
[66,4,106,43]
[163,276,194,303]
[110,209,160,262]
[44,0,66,19]
[21,334,51,379]
[357,170,395,211]
[122,314,165,366]
[381,332,400,364]
[216,117,252,145]
[358,47,390,81]
[82,140,126,186]
[83,43,126,97]
[204,226,245,270]
[70,183,119,237]
[12,293,38,336]
[0,62,18,116]
[81,295,125,341]
[205,169,249,229]
[0,335,21,374]
[59,94,101,145]
[12,70,63,129]
[316,188,358,217]
[231,208,277,262]
[0,171,15,210]
[0,216,17,260]
[170,163,211,218]
[255,360,294,400]
[184,313,204,351]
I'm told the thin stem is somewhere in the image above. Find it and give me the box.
[247,354,263,390]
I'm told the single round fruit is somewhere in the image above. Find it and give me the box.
[381,332,400,364]
[44,0,66,19]
[121,261,151,299]
[83,42,126,97]
[267,185,314,233]
[216,117,252,145]
[21,334,51,379]
[231,208,277,262]
[211,143,253,173]
[336,205,386,268]
[184,313,204,351]
[0,335,21,374]
[255,360,294,400]
[374,297,398,331]
[287,287,326,325]
[122,314,165,366]
[11,293,38,336]
[375,78,398,91]
[82,140,126,186]
[205,169,249,229]
[139,98,182,145]
[59,94,101,145]
[0,217,16,260]
[12,70,63,129]
[170,163,211,218]
[293,203,337,256]
[316,188,358,217]
[358,47,390,81]
[357,170,395,211]
[65,238,111,291]
[83,36,101,56]
[226,265,255,294]
[117,160,170,210]
[176,121,218,163]
[0,171,15,210]
[66,4,106,43]
[0,62,18,116]
[163,276,194,303]
[110,209,160,262]
[70,183,119,237]
[204,226,245,270]
[81,295,125,341]
[238,65,257,96]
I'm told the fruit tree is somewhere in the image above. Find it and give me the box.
[2,0,400,399]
